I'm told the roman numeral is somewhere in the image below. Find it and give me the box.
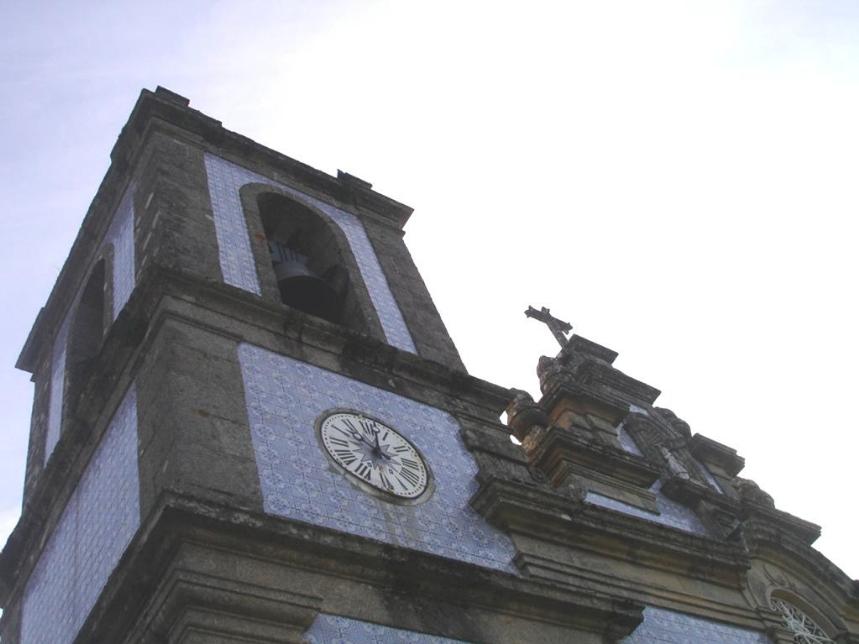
[334,424,356,439]
[394,472,410,489]
[355,462,372,482]
[342,418,361,436]
[400,466,420,486]
[393,445,410,453]
[400,458,420,470]
[379,470,394,492]
[334,449,357,465]
[334,420,367,444]
[328,437,349,447]
[359,419,377,436]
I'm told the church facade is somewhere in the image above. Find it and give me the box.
[0,87,856,643]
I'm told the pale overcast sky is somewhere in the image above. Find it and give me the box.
[1,0,857,579]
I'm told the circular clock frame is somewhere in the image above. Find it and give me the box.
[315,409,434,505]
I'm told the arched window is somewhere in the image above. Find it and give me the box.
[66,260,107,399]
[770,596,834,644]
[258,193,368,333]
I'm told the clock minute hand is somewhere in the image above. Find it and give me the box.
[341,419,371,446]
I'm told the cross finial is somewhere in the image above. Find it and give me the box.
[525,306,572,348]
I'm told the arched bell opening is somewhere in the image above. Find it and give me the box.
[66,259,107,404]
[258,193,368,334]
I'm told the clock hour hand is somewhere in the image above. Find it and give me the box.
[368,425,393,460]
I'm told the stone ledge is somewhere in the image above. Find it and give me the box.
[528,427,661,489]
[77,492,645,643]
[471,475,750,586]
[689,433,745,477]
[128,567,322,643]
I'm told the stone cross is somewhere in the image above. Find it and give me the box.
[525,306,572,348]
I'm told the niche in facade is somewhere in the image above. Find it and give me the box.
[259,194,368,333]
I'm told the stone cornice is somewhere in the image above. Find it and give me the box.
[118,88,414,227]
[74,492,645,643]
[470,475,750,586]
[551,335,661,406]
[528,427,661,488]
[741,519,859,607]
[538,379,631,427]
[689,433,745,476]
[134,266,511,415]
[739,503,821,547]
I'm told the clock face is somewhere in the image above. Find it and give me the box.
[319,411,430,500]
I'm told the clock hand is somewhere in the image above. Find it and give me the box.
[341,419,372,446]
[371,429,393,460]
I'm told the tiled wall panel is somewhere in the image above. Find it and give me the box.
[73,388,140,620]
[19,497,77,644]
[622,606,771,643]
[45,317,70,462]
[585,485,709,536]
[108,185,136,318]
[617,422,643,455]
[307,614,466,643]
[238,343,515,572]
[21,386,140,644]
[204,153,416,353]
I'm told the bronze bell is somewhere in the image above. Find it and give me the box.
[270,242,341,323]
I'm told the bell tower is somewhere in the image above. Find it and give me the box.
[0,87,634,643]
[2,87,857,644]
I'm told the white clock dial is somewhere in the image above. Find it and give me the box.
[319,412,429,499]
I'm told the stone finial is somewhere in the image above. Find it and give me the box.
[536,355,567,394]
[732,478,775,508]
[653,407,692,438]
[505,389,549,441]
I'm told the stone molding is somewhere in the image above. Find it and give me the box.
[527,426,661,489]
[129,568,322,643]
[79,494,646,643]
[471,475,749,585]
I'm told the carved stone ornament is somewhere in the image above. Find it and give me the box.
[505,389,549,441]
[762,563,796,592]
[536,355,567,394]
[653,407,691,438]
[732,477,775,508]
